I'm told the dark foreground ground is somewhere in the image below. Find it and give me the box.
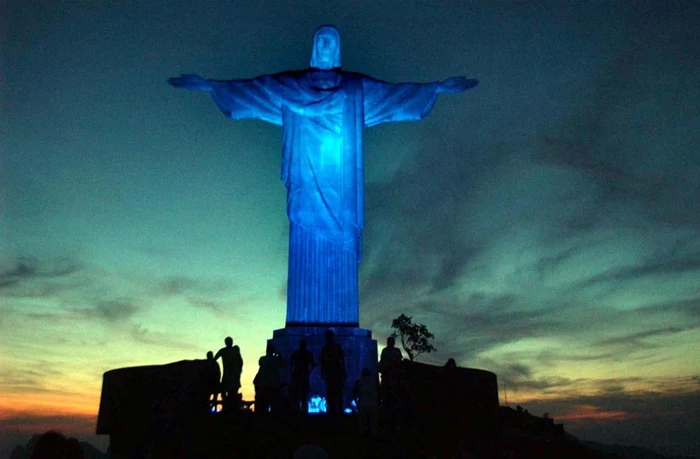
[107,409,619,459]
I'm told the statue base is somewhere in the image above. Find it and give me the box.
[267,325,377,413]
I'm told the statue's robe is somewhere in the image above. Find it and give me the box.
[209,70,440,325]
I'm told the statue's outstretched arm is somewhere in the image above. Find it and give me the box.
[437,76,479,94]
[168,74,212,91]
[169,73,285,125]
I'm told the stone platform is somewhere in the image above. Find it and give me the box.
[267,325,378,411]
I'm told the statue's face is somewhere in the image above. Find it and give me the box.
[310,26,341,70]
[314,31,338,69]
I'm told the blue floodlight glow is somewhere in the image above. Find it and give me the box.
[308,395,327,414]
[307,395,356,414]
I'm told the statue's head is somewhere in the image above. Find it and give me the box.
[310,25,341,70]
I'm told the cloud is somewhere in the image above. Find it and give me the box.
[2,298,141,328]
[492,362,581,393]
[278,281,287,303]
[187,299,225,315]
[577,254,700,287]
[0,360,75,396]
[76,300,140,323]
[363,278,695,374]
[129,324,195,351]
[533,47,700,230]
[151,275,238,315]
[594,326,687,348]
[370,289,697,398]
[0,258,251,331]
[0,257,81,293]
[153,275,232,298]
[1,368,65,395]
[361,132,502,300]
[638,295,700,319]
[157,276,199,296]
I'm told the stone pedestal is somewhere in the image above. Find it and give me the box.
[267,326,377,412]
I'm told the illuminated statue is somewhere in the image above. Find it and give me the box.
[169,26,478,326]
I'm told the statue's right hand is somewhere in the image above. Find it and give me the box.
[167,74,211,91]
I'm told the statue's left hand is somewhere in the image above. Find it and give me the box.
[438,76,479,94]
[167,74,212,91]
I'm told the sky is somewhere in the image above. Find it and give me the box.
[1,0,699,456]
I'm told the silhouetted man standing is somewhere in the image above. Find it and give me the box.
[205,350,222,411]
[214,336,243,409]
[320,329,346,415]
[378,336,403,411]
[290,339,315,412]
[353,367,379,436]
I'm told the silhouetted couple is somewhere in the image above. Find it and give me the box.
[267,330,346,415]
[283,330,346,415]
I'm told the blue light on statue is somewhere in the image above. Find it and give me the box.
[168,25,478,328]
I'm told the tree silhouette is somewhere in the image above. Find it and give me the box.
[390,313,437,362]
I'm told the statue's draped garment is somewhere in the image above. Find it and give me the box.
[209,70,440,326]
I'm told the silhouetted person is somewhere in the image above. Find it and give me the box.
[290,339,315,412]
[353,367,379,436]
[319,329,346,415]
[378,336,402,411]
[30,431,84,459]
[214,337,243,410]
[440,356,462,446]
[254,343,286,413]
[205,350,222,411]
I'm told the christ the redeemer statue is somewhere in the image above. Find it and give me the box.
[169,25,478,327]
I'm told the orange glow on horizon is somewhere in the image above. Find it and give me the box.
[556,404,632,422]
[0,393,99,420]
